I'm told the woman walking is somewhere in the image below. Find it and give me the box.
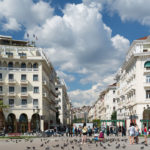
[143,124,148,146]
[129,123,135,144]
[81,123,87,144]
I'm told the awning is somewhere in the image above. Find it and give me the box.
[144,61,150,68]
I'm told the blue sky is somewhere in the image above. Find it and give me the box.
[0,0,150,107]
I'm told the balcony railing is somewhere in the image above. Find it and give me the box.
[8,79,16,84]
[20,80,28,84]
[20,92,28,97]
[8,92,16,97]
[0,67,39,72]
[0,91,4,96]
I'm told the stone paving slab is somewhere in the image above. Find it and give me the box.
[0,136,150,150]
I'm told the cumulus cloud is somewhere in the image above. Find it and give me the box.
[0,0,54,30]
[0,0,131,106]
[56,70,75,82]
[25,2,130,106]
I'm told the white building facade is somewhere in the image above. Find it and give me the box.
[0,35,58,132]
[55,79,71,127]
[116,36,150,130]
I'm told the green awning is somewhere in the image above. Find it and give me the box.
[144,61,150,68]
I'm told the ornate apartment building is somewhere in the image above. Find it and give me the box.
[88,36,150,131]
[116,36,150,129]
[0,35,58,133]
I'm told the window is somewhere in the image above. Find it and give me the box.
[113,98,115,103]
[6,52,13,57]
[146,76,150,83]
[18,53,26,57]
[21,87,27,93]
[21,99,27,107]
[21,74,26,81]
[33,63,38,68]
[0,73,2,80]
[0,86,2,92]
[33,99,38,107]
[21,63,26,68]
[8,62,13,68]
[9,87,14,93]
[113,107,116,111]
[34,87,39,93]
[9,74,14,80]
[33,75,38,81]
[143,49,148,52]
[9,99,14,107]
[146,90,150,99]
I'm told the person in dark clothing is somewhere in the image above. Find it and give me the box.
[88,126,92,136]
[107,126,110,136]
[75,127,78,136]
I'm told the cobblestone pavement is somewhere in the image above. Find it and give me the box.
[0,136,150,150]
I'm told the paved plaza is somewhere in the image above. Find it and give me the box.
[0,136,150,150]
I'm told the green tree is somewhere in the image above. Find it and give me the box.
[93,119,101,128]
[0,100,8,130]
[111,111,117,120]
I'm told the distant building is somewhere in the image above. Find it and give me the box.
[55,79,71,127]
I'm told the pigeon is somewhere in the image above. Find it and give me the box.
[140,146,144,149]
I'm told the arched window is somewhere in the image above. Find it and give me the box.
[8,62,13,68]
[33,63,38,68]
[21,63,26,68]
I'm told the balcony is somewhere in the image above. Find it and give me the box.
[144,82,150,88]
[8,92,16,97]
[55,90,61,95]
[55,97,61,102]
[0,67,39,72]
[20,80,28,85]
[0,79,4,84]
[20,92,28,97]
[0,91,5,96]
[42,80,48,87]
[42,93,47,98]
[8,79,16,84]
[144,68,150,74]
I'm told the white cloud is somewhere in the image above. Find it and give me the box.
[56,70,75,82]
[0,0,131,106]
[25,2,130,106]
[0,0,54,30]
[106,0,150,26]
[3,18,21,31]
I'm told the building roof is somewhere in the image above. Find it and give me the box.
[136,36,148,40]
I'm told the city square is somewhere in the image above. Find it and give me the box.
[0,136,150,150]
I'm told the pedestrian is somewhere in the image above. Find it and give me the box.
[143,124,148,145]
[81,123,87,144]
[66,127,69,137]
[129,123,135,144]
[75,126,78,137]
[106,126,110,136]
[99,130,104,141]
[88,126,92,136]
[135,124,139,144]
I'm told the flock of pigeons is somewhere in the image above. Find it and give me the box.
[4,137,149,150]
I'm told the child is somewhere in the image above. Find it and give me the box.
[99,131,104,141]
